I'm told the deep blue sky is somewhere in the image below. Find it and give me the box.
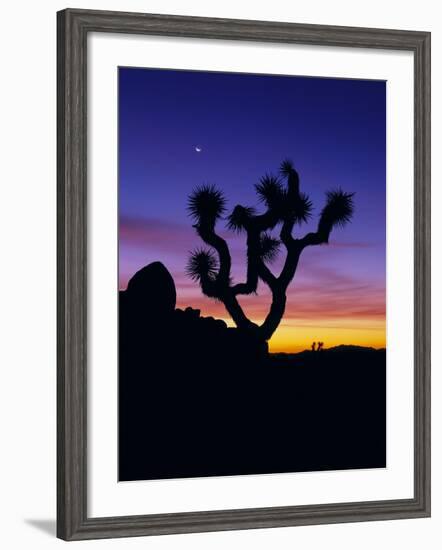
[118,67,386,350]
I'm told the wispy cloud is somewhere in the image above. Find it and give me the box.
[119,216,193,251]
[119,215,248,288]
[326,240,383,249]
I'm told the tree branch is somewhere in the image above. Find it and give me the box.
[231,228,260,295]
[299,230,328,248]
[280,218,295,247]
[193,222,257,329]
[195,222,232,288]
[257,260,278,290]
[230,205,279,296]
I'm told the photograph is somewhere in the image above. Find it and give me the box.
[118,67,387,482]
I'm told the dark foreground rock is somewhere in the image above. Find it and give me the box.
[119,263,386,481]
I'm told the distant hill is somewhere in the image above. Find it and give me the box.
[327,344,385,353]
[272,344,385,359]
[270,345,386,369]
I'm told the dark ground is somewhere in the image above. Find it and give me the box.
[119,263,386,482]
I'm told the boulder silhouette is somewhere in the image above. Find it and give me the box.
[125,261,176,315]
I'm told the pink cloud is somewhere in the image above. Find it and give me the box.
[119,216,194,252]
[326,240,381,249]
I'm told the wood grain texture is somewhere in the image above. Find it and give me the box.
[56,8,431,541]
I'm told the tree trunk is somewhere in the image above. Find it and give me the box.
[259,289,287,341]
[223,293,258,331]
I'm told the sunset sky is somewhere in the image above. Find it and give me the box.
[118,67,386,353]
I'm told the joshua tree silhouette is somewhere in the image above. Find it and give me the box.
[186,160,354,342]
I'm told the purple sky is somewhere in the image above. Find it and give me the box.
[118,67,386,351]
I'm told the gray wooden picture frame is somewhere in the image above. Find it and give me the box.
[57,8,431,541]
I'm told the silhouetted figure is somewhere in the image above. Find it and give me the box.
[311,342,317,352]
[317,342,324,351]
[186,160,354,342]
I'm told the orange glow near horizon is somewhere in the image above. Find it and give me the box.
[268,320,386,353]
[121,236,386,354]
[211,316,385,353]
[168,264,387,353]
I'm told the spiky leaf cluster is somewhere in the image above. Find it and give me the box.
[290,192,313,224]
[280,159,295,177]
[227,205,256,233]
[319,189,354,231]
[281,159,299,194]
[254,175,286,211]
[254,167,311,228]
[186,248,218,282]
[258,233,281,263]
[187,185,226,224]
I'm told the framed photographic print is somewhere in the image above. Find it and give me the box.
[57,8,431,541]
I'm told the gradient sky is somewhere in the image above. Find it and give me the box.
[118,67,386,352]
